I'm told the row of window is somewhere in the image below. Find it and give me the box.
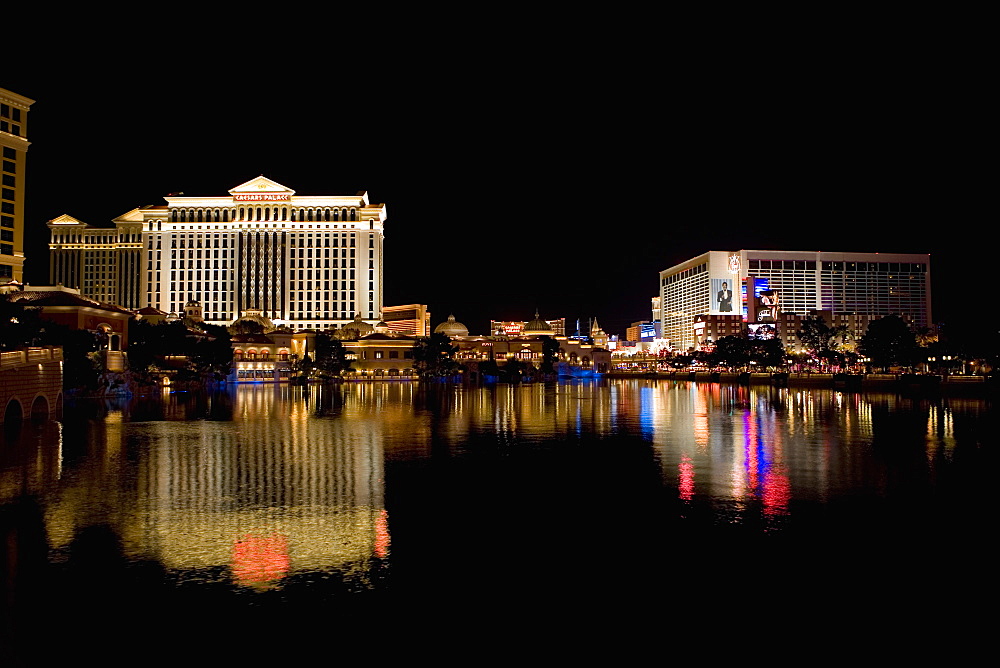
[662,262,707,286]
[170,207,359,223]
[0,152,14,229]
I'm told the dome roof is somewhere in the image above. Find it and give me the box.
[434,314,469,337]
[522,310,552,334]
[342,313,375,334]
[230,307,274,333]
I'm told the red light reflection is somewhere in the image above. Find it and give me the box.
[232,533,290,588]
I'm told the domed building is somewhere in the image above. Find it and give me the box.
[336,312,375,340]
[229,306,275,334]
[522,310,553,336]
[434,314,469,338]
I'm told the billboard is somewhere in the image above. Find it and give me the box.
[710,277,736,315]
[755,290,779,322]
[745,277,779,324]
[748,323,778,340]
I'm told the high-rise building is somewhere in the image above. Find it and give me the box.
[47,210,143,307]
[1,88,34,283]
[48,176,387,328]
[660,250,931,351]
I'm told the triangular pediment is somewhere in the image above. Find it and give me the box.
[112,207,145,223]
[229,176,295,196]
[48,214,85,225]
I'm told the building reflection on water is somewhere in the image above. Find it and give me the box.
[7,385,389,592]
[0,380,992,600]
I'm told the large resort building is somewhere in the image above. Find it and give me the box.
[660,250,932,352]
[48,176,386,329]
[1,87,33,284]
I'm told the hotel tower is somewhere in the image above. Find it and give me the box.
[1,87,33,283]
[49,176,387,328]
[660,250,932,352]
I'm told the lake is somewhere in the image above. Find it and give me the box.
[2,380,995,660]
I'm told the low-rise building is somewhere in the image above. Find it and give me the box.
[342,333,418,378]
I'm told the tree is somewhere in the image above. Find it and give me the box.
[859,315,916,372]
[293,353,314,379]
[539,335,559,374]
[796,315,849,366]
[62,329,103,390]
[413,333,460,378]
[501,356,529,383]
[190,324,234,380]
[712,336,751,370]
[313,332,352,379]
[750,338,786,370]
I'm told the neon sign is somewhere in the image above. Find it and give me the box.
[233,194,291,201]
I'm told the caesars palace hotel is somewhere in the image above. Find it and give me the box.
[48,177,386,328]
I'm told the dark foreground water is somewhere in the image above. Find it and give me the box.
[2,380,997,660]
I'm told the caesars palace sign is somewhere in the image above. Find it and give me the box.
[233,194,291,201]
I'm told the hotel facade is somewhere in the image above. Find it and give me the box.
[660,250,932,352]
[1,87,33,283]
[49,176,386,329]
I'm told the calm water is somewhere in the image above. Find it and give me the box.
[2,380,996,657]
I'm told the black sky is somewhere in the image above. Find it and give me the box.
[4,24,989,337]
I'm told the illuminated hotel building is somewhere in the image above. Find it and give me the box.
[48,210,142,307]
[1,88,33,283]
[382,303,431,336]
[660,250,931,352]
[48,176,386,327]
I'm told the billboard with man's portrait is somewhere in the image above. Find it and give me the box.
[711,277,735,315]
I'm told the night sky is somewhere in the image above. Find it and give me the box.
[5,31,988,338]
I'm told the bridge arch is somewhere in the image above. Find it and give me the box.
[4,397,24,425]
[30,394,50,423]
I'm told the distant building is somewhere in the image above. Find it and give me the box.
[1,88,34,284]
[660,250,932,352]
[453,334,611,378]
[589,318,609,349]
[48,210,143,308]
[491,315,566,336]
[433,314,469,337]
[382,304,430,336]
[627,320,660,342]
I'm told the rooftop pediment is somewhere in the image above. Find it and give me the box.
[229,176,296,198]
[48,214,86,226]
[112,207,145,223]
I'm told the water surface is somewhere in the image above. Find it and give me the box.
[2,381,995,657]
